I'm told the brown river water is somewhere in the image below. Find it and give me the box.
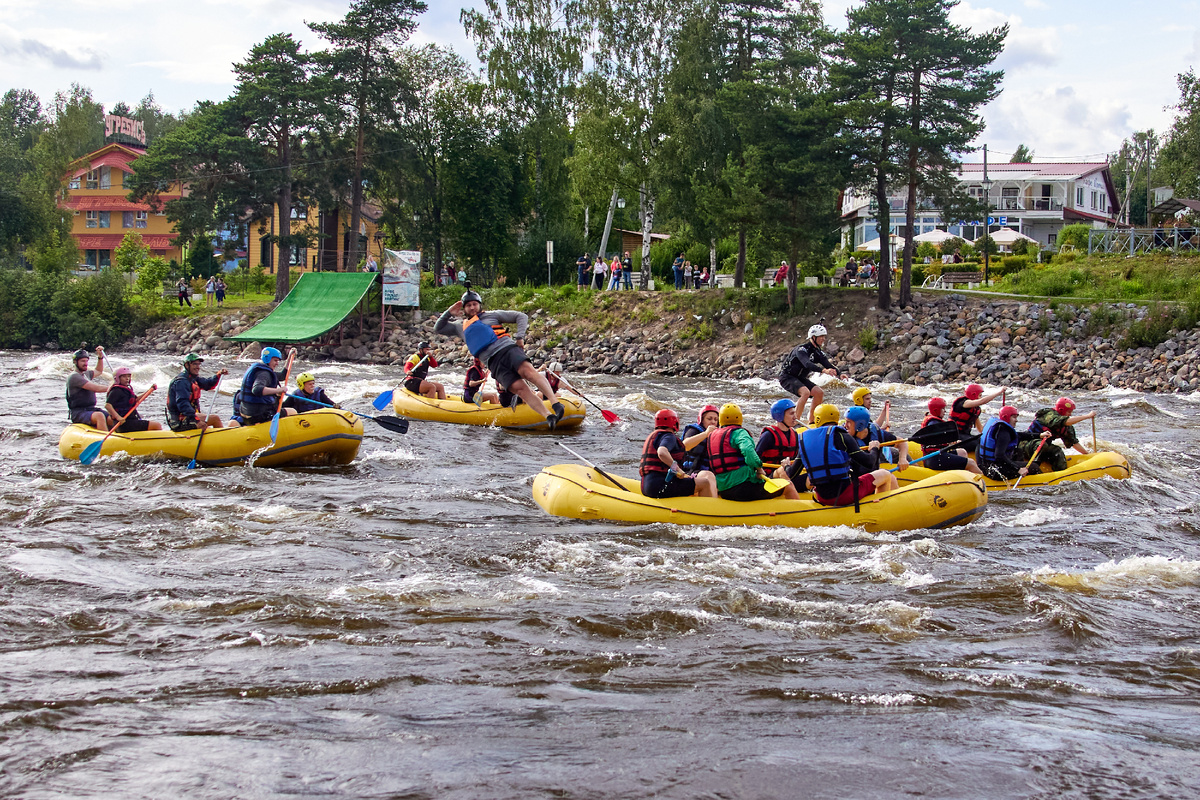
[2,350,1199,799]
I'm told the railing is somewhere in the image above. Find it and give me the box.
[1088,227,1200,255]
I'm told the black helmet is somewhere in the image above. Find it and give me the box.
[461,288,482,306]
[417,340,431,351]
[73,349,89,361]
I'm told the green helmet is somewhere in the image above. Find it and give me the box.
[183,353,204,364]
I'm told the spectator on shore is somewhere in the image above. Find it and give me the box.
[577,253,591,290]
[683,260,693,289]
[621,251,634,290]
[593,254,608,290]
[773,261,789,286]
[672,252,684,289]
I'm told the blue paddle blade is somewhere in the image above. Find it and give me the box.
[187,458,199,469]
[371,389,394,411]
[78,441,103,465]
[269,412,281,443]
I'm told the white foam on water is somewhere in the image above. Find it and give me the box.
[606,545,846,585]
[843,546,939,588]
[831,691,922,707]
[1026,555,1200,591]
[241,503,295,522]
[504,575,561,598]
[359,445,421,463]
[676,523,871,544]
[1005,507,1069,527]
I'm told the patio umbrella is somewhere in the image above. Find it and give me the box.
[857,236,908,251]
[975,227,1038,247]
[912,229,957,244]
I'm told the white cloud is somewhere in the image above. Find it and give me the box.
[949,2,1062,72]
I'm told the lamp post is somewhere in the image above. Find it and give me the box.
[981,177,993,286]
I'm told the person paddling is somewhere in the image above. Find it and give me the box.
[235,347,295,426]
[435,286,565,430]
[167,354,230,432]
[1027,397,1097,470]
[798,404,898,507]
[66,346,110,430]
[950,383,1006,451]
[779,324,844,425]
[403,341,446,400]
[105,367,162,432]
[756,398,803,482]
[852,386,891,435]
[919,398,981,474]
[976,405,1051,481]
[639,409,717,499]
[284,373,340,414]
[680,404,720,473]
[463,357,499,405]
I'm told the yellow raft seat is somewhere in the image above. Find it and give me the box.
[887,450,1130,491]
[58,409,363,467]
[393,389,585,430]
[533,463,988,532]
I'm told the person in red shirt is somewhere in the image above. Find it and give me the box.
[404,342,445,399]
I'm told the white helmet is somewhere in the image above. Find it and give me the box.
[808,324,827,339]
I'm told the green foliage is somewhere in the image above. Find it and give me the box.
[915,241,938,260]
[1056,223,1091,251]
[1120,299,1200,349]
[858,325,878,351]
[1009,238,1030,256]
[0,266,150,348]
[134,255,171,301]
[29,229,80,275]
[998,255,1030,275]
[113,231,150,275]
[187,232,220,279]
[958,241,976,259]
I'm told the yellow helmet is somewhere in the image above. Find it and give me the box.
[813,403,840,426]
[718,403,743,427]
[296,372,316,387]
[852,386,871,406]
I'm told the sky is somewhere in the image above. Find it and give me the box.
[1,0,1197,165]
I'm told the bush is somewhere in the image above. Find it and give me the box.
[998,255,1031,276]
[1056,223,1091,251]
[134,255,171,301]
[915,241,938,260]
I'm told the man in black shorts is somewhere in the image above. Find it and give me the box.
[435,287,565,429]
[639,409,717,498]
[779,323,843,425]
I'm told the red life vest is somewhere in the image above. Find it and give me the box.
[640,428,685,476]
[920,413,944,454]
[707,426,747,476]
[545,371,560,393]
[757,425,798,462]
[950,397,979,434]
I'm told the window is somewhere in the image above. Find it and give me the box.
[1076,187,1084,206]
[288,244,306,266]
[1091,191,1098,210]
[123,211,134,228]
[1100,194,1107,212]
[85,169,99,190]
[86,210,98,228]
[136,210,147,228]
[69,177,80,190]
[291,204,307,220]
[99,166,111,189]
[98,211,110,228]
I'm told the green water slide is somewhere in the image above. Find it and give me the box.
[225,272,380,343]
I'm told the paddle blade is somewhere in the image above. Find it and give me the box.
[78,440,103,465]
[370,415,409,435]
[909,420,960,447]
[472,392,483,408]
[764,477,791,494]
[371,389,394,411]
[600,409,621,423]
[188,458,199,469]
[269,412,281,443]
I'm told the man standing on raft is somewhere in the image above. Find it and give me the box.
[779,324,844,425]
[435,285,566,430]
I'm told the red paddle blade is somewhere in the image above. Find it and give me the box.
[601,409,621,423]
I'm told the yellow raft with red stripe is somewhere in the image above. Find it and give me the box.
[392,389,585,430]
[58,409,363,467]
[533,463,988,532]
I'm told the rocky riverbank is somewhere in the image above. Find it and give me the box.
[120,290,1198,393]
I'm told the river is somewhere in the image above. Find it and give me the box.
[2,349,1199,799]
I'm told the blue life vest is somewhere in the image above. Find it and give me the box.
[239,362,277,411]
[798,425,850,486]
[681,423,710,472]
[977,416,1015,464]
[462,316,509,356]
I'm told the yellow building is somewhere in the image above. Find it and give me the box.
[244,199,386,273]
[62,143,183,267]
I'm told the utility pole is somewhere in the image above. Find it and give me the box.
[982,144,991,286]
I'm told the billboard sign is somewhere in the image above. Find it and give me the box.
[382,249,421,306]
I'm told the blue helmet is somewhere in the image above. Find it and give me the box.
[845,406,871,427]
[261,346,283,364]
[769,398,796,422]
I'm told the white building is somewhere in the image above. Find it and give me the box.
[840,162,1121,250]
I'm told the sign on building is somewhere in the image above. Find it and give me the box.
[104,115,147,146]
[382,249,421,306]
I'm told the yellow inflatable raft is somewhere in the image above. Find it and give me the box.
[887,450,1130,490]
[392,389,585,430]
[532,463,988,532]
[58,409,363,467]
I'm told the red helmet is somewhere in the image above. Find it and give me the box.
[964,384,984,400]
[927,397,946,416]
[654,409,680,431]
[1055,397,1075,415]
[697,404,719,425]
[998,405,1019,423]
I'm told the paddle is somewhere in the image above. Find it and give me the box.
[187,374,222,469]
[907,420,961,448]
[554,372,620,423]
[373,355,430,410]
[79,385,157,465]
[1092,415,1097,452]
[1013,436,1050,489]
[889,436,979,472]
[269,352,296,444]
[557,441,630,492]
[283,393,409,434]
[763,476,791,494]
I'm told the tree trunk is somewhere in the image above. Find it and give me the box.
[735,226,746,288]
[900,66,922,308]
[597,187,618,260]
[638,182,653,289]
[347,109,366,271]
[709,238,717,276]
[276,133,292,302]
[874,176,891,311]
